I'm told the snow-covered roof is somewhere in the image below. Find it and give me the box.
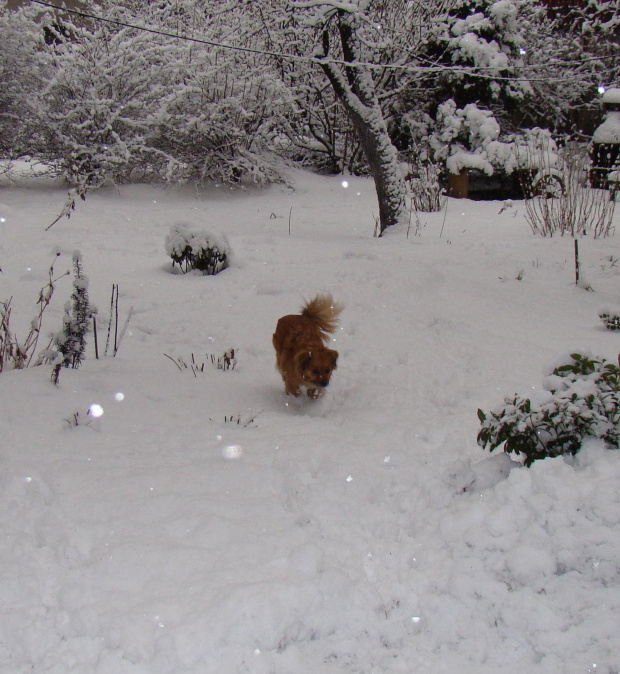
[602,88,620,105]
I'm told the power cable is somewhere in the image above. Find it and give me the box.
[27,0,616,85]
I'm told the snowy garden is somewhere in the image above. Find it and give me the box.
[1,1,620,672]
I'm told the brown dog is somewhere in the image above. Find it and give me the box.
[273,294,343,398]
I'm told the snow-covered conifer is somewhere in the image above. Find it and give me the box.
[421,0,532,116]
[56,252,92,369]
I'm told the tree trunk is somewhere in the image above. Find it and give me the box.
[343,96,408,234]
[318,10,407,235]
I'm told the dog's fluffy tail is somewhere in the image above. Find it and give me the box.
[301,293,344,339]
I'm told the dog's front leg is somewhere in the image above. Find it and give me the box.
[284,380,301,397]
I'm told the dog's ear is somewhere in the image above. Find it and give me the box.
[328,349,338,368]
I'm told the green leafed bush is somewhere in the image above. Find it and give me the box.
[600,311,620,331]
[477,353,620,466]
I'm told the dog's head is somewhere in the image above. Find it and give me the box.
[296,348,338,389]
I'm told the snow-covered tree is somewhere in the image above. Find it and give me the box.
[305,1,410,232]
[36,13,161,189]
[422,0,532,110]
[4,0,606,217]
[139,0,292,186]
[257,0,453,233]
[393,0,614,147]
[1,1,293,190]
[0,4,48,160]
[501,1,607,133]
[275,59,364,174]
[545,0,619,91]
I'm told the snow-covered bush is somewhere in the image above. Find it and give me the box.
[149,73,287,187]
[0,6,46,159]
[405,96,563,183]
[478,353,620,466]
[55,252,93,369]
[2,2,288,191]
[521,144,615,238]
[427,101,559,179]
[430,100,501,176]
[494,127,559,177]
[408,159,446,212]
[0,255,68,373]
[165,224,231,275]
[426,100,535,177]
[16,10,169,190]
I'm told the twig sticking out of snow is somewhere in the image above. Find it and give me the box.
[164,349,238,376]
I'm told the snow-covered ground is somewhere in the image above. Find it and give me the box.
[1,166,619,673]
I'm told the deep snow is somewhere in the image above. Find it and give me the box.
[1,166,619,673]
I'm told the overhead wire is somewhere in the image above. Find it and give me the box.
[27,0,616,85]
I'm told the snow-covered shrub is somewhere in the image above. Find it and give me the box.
[402,102,568,203]
[478,353,620,466]
[55,252,93,369]
[428,100,507,176]
[0,299,27,373]
[150,85,286,187]
[2,2,288,192]
[165,224,231,275]
[20,10,165,191]
[521,145,615,238]
[0,6,46,159]
[498,128,559,177]
[408,160,446,213]
[0,255,68,373]
[423,103,562,186]
[396,114,444,212]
